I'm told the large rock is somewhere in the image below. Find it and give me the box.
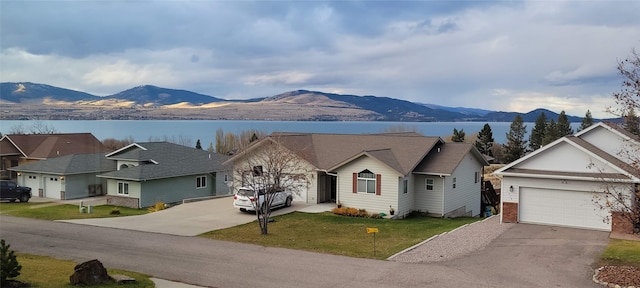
[69,259,113,285]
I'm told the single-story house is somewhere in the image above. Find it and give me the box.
[0,133,109,180]
[98,142,231,208]
[494,122,640,232]
[225,132,489,217]
[9,152,115,199]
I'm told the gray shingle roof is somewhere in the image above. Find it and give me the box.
[99,142,230,181]
[9,152,115,175]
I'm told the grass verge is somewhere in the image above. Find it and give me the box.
[14,253,154,288]
[200,211,480,259]
[0,202,147,220]
[600,239,640,266]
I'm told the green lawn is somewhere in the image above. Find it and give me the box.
[12,253,154,288]
[0,202,147,220]
[201,211,480,259]
[601,239,640,266]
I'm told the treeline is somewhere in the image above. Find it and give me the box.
[449,110,595,164]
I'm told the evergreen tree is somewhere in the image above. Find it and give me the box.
[0,239,21,285]
[529,112,547,150]
[541,119,558,146]
[195,139,202,150]
[474,123,494,156]
[504,115,528,163]
[578,110,594,131]
[624,106,640,136]
[556,110,574,136]
[451,128,465,142]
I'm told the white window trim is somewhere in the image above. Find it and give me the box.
[426,178,434,191]
[357,171,376,194]
[118,182,129,195]
[196,176,207,189]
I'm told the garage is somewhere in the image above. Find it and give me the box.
[520,187,611,231]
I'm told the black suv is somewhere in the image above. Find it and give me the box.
[0,180,32,202]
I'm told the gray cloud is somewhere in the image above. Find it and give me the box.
[2,0,640,118]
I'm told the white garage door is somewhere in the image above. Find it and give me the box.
[520,187,611,231]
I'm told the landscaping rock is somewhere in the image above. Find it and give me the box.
[112,274,136,284]
[69,259,113,285]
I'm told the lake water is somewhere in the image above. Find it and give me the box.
[0,120,582,146]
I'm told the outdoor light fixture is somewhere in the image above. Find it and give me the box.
[17,172,21,176]
[509,185,514,192]
[60,176,65,180]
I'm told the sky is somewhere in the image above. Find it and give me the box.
[2,1,639,118]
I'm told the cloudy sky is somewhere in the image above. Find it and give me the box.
[2,0,639,118]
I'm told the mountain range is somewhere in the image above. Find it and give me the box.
[1,82,593,122]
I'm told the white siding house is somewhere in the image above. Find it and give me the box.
[226,132,489,217]
[495,122,640,232]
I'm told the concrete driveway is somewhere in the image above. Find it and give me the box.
[61,197,316,236]
[444,223,610,287]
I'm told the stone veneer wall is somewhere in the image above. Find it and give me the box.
[107,195,139,209]
[502,202,518,223]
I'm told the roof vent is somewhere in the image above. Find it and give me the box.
[437,147,441,153]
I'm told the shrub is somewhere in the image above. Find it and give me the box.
[147,201,168,212]
[110,207,121,215]
[331,207,370,218]
[0,239,22,285]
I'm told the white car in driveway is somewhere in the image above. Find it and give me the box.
[233,186,293,212]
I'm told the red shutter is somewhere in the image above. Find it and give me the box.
[352,173,357,193]
[376,174,381,195]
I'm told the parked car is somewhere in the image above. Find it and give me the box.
[233,186,293,212]
[0,180,32,203]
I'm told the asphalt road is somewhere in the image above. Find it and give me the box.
[0,216,607,288]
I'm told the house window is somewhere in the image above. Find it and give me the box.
[196,176,207,188]
[403,179,408,194]
[252,166,263,176]
[474,171,480,183]
[426,178,434,191]
[357,170,376,194]
[453,177,456,189]
[118,182,129,195]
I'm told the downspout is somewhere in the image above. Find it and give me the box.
[441,175,445,217]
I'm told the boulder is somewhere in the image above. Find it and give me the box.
[69,259,113,285]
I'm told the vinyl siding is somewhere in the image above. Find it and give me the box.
[216,171,232,196]
[413,175,444,215]
[336,156,402,214]
[63,173,105,199]
[139,174,213,207]
[443,154,483,216]
[515,141,617,173]
[397,174,413,217]
[579,127,633,163]
[106,179,141,205]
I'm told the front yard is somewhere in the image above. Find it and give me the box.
[200,211,481,259]
[0,202,147,220]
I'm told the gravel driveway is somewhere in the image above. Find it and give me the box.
[389,215,514,263]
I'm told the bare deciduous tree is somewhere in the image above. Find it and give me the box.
[9,121,58,135]
[232,137,312,235]
[594,49,640,233]
[102,136,135,151]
